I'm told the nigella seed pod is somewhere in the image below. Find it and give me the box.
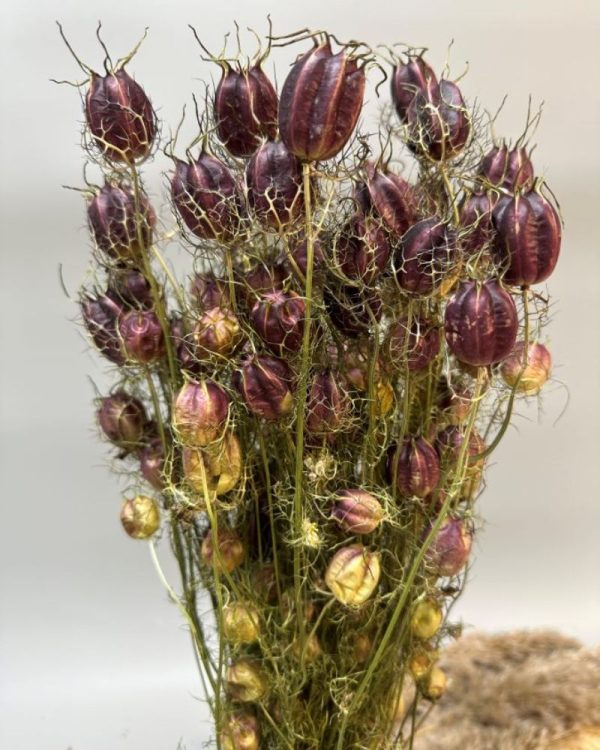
[396,218,458,294]
[334,214,391,283]
[279,39,366,161]
[81,292,125,365]
[332,489,384,534]
[386,317,440,372]
[444,280,518,366]
[325,544,381,606]
[411,599,443,639]
[120,495,160,539]
[97,391,146,449]
[387,437,440,498]
[421,666,447,701]
[189,272,230,312]
[425,517,472,577]
[233,354,295,421]
[391,55,438,121]
[118,309,165,364]
[355,162,417,237]
[306,370,351,436]
[480,144,534,191]
[172,380,229,446]
[182,431,242,496]
[222,601,261,644]
[140,437,166,490]
[220,711,260,750]
[324,284,383,338]
[88,182,155,261]
[341,342,381,391]
[108,268,153,309]
[226,659,268,703]
[201,526,246,573]
[500,341,552,395]
[171,317,203,376]
[240,261,288,309]
[250,290,305,356]
[287,237,325,278]
[437,381,472,425]
[492,189,561,286]
[436,425,486,499]
[193,306,241,357]
[85,68,156,162]
[409,644,439,680]
[459,191,498,255]
[171,152,243,240]
[215,62,278,157]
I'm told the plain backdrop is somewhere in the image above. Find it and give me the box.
[1,0,599,748]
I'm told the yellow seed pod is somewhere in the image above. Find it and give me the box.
[411,599,443,640]
[409,644,439,680]
[222,601,261,645]
[500,341,552,395]
[325,544,381,606]
[183,431,242,496]
[421,665,447,700]
[226,659,267,702]
[220,710,260,750]
[292,632,322,663]
[201,527,246,574]
[120,495,160,539]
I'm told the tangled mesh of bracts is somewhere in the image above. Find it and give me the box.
[58,19,562,750]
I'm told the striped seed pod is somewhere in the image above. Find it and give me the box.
[387,437,440,498]
[480,143,534,191]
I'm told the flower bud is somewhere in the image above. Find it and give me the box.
[421,665,447,700]
[459,190,498,255]
[334,213,391,283]
[171,151,243,240]
[444,280,518,366]
[492,189,561,286]
[355,162,417,237]
[193,306,241,357]
[222,601,261,644]
[324,284,383,338]
[140,437,166,490]
[201,526,246,574]
[88,182,155,261]
[220,711,260,750]
[500,341,552,394]
[118,310,165,364]
[250,290,305,356]
[182,431,242,496]
[279,40,366,161]
[395,218,458,294]
[386,317,440,372]
[81,292,125,365]
[411,599,443,639]
[391,55,438,121]
[97,391,146,449]
[246,140,304,230]
[226,659,267,703]
[215,62,278,157]
[108,268,154,309]
[306,370,351,436]
[425,517,472,577]
[325,544,381,606]
[387,437,440,498]
[480,144,534,191]
[85,69,156,162]
[233,354,295,420]
[189,272,230,312]
[120,495,160,539]
[332,489,384,534]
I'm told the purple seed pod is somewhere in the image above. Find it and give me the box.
[239,261,288,309]
[139,437,167,490]
[444,280,518,366]
[386,317,440,371]
[233,354,295,421]
[97,391,146,449]
[306,369,350,436]
[171,151,243,241]
[458,191,498,255]
[335,213,391,284]
[324,284,383,338]
[387,437,440,498]
[85,69,156,163]
[80,292,125,365]
[396,218,458,294]
[245,139,304,229]
[437,380,472,425]
[492,189,561,286]
[407,79,471,161]
[189,272,231,312]
[355,162,417,237]
[108,268,153,309]
[171,317,204,376]
[172,379,229,446]
[87,182,155,260]
[436,425,485,464]
[391,55,439,121]
[288,237,325,278]
[332,489,384,534]
[118,310,165,364]
[215,62,278,157]
[425,517,472,577]
[480,144,534,191]
[279,39,366,161]
[341,341,383,391]
[250,290,305,356]
[193,306,241,357]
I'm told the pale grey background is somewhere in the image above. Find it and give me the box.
[1,0,599,748]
